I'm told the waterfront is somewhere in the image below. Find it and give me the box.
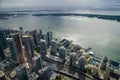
[0,14,120,62]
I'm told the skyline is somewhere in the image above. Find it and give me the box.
[0,0,120,10]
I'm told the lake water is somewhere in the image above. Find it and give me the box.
[0,14,120,62]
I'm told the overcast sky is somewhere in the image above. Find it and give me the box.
[0,0,120,10]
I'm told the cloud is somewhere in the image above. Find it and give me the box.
[0,0,120,9]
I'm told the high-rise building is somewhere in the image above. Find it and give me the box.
[69,52,76,67]
[12,33,26,64]
[30,30,39,45]
[51,40,57,55]
[78,56,86,71]
[47,31,52,46]
[40,39,47,56]
[39,29,42,40]
[34,57,42,73]
[59,46,66,60]
[0,29,8,49]
[103,63,112,80]
[20,27,24,37]
[22,35,34,65]
[0,70,6,80]
[16,66,29,80]
[0,42,5,61]
[43,34,48,46]
[7,38,18,60]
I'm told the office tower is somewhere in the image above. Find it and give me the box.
[22,35,34,66]
[17,66,29,80]
[13,33,26,64]
[20,27,24,36]
[40,39,47,56]
[69,52,76,67]
[0,70,6,80]
[47,31,52,46]
[0,29,8,49]
[78,56,86,71]
[7,38,18,60]
[51,40,57,55]
[39,29,42,40]
[34,57,42,73]
[0,42,5,61]
[30,30,39,45]
[39,67,52,80]
[59,46,66,60]
[103,63,112,80]
[43,34,48,46]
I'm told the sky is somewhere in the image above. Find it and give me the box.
[0,0,120,10]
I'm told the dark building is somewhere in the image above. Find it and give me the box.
[7,38,18,60]
[22,35,34,67]
[30,30,39,45]
[0,42,5,61]
[47,31,52,46]
[34,57,42,73]
[12,33,26,64]
[17,67,29,80]
[0,29,8,49]
[40,39,47,56]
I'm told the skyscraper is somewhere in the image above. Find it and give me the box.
[103,63,112,80]
[59,46,66,60]
[7,38,18,60]
[51,40,57,55]
[20,27,24,37]
[16,66,29,80]
[43,34,48,46]
[30,30,39,45]
[40,39,47,56]
[0,29,8,49]
[34,57,42,73]
[47,31,52,46]
[40,39,47,55]
[69,52,76,67]
[0,42,5,61]
[22,35,34,65]
[78,56,86,71]
[13,33,26,64]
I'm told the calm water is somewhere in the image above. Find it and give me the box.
[0,14,120,62]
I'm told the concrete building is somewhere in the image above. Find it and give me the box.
[0,42,5,61]
[13,33,26,64]
[40,39,47,56]
[51,40,57,55]
[7,38,18,60]
[59,46,66,60]
[0,70,6,80]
